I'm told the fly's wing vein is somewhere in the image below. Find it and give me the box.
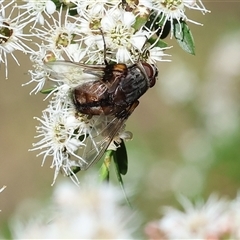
[79,116,127,170]
[45,61,105,87]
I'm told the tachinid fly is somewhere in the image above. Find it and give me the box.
[46,50,158,171]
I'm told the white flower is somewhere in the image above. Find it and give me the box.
[101,9,148,63]
[4,0,207,183]
[222,192,240,239]
[18,0,56,26]
[72,0,121,17]
[0,1,33,78]
[12,177,135,239]
[65,42,87,62]
[158,194,229,239]
[150,192,240,239]
[22,44,62,94]
[23,42,92,94]
[150,0,209,37]
[30,7,80,57]
[144,46,171,64]
[30,88,91,184]
[30,85,124,184]
[108,130,133,151]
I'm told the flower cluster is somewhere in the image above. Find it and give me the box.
[0,0,209,183]
[12,177,136,239]
[145,193,240,239]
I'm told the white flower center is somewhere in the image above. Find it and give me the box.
[161,0,182,10]
[55,32,72,48]
[54,123,69,144]
[109,24,134,49]
[0,22,12,44]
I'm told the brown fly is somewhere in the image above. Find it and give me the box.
[45,35,158,171]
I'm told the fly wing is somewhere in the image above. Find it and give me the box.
[78,115,127,170]
[78,101,139,170]
[45,61,106,87]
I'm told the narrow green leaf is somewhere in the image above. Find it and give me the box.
[40,87,56,94]
[113,151,132,208]
[99,163,110,182]
[173,21,195,55]
[115,141,128,175]
[156,20,171,39]
[99,150,113,182]
[148,37,168,48]
[133,15,148,31]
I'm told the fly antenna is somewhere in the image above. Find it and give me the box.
[136,35,149,80]
[99,28,108,66]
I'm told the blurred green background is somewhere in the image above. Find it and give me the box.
[1,1,240,235]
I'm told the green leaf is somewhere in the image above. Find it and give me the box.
[115,141,128,175]
[40,87,56,94]
[148,37,168,48]
[113,151,132,207]
[69,8,78,16]
[71,166,81,175]
[156,20,171,39]
[145,12,166,29]
[99,150,113,182]
[99,162,110,182]
[144,13,170,39]
[133,15,148,31]
[173,21,195,55]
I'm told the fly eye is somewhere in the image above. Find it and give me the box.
[142,63,158,88]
